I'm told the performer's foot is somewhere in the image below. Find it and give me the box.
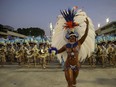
[43,66,46,69]
[102,65,105,68]
[67,85,75,87]
[0,65,4,67]
[28,65,30,68]
[72,84,76,87]
[43,67,46,68]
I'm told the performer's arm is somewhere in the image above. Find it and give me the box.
[78,18,89,45]
[49,45,66,54]
[58,45,66,54]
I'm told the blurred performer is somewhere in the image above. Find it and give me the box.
[101,43,107,67]
[112,42,116,67]
[15,43,24,66]
[23,42,30,64]
[26,42,35,67]
[112,43,116,67]
[50,8,95,87]
[0,43,6,67]
[30,42,39,67]
[48,44,56,63]
[107,42,115,66]
[107,42,114,65]
[88,51,96,68]
[13,43,17,62]
[6,43,15,64]
[44,43,51,64]
[39,43,47,68]
[96,44,102,65]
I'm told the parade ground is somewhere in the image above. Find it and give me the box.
[0,64,116,87]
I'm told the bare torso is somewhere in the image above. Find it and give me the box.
[65,44,80,67]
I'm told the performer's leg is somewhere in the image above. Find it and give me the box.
[89,57,92,67]
[73,70,79,87]
[11,55,14,64]
[102,56,105,68]
[64,68,74,87]
[43,57,46,68]
[34,56,36,67]
[95,56,99,65]
[73,63,80,87]
[115,55,116,67]
[38,57,40,64]
[3,57,6,66]
[27,57,31,68]
[111,56,115,67]
[18,56,22,66]
[1,56,6,67]
[42,57,46,69]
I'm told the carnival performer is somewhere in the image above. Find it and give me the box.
[0,43,6,67]
[15,43,24,66]
[39,43,47,68]
[48,43,57,63]
[88,51,96,68]
[23,42,30,64]
[112,42,116,67]
[30,42,39,67]
[101,43,107,67]
[26,42,37,67]
[106,42,115,66]
[6,43,15,64]
[113,42,116,67]
[50,8,95,87]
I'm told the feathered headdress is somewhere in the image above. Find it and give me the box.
[60,8,79,39]
[60,8,79,29]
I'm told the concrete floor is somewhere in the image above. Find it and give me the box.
[0,65,116,87]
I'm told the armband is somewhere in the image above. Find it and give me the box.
[48,47,58,55]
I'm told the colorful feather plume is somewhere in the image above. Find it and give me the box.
[60,9,79,29]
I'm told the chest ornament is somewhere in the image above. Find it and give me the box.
[66,42,78,48]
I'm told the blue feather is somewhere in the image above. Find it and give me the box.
[60,8,76,22]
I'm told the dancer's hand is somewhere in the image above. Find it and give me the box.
[84,18,89,25]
